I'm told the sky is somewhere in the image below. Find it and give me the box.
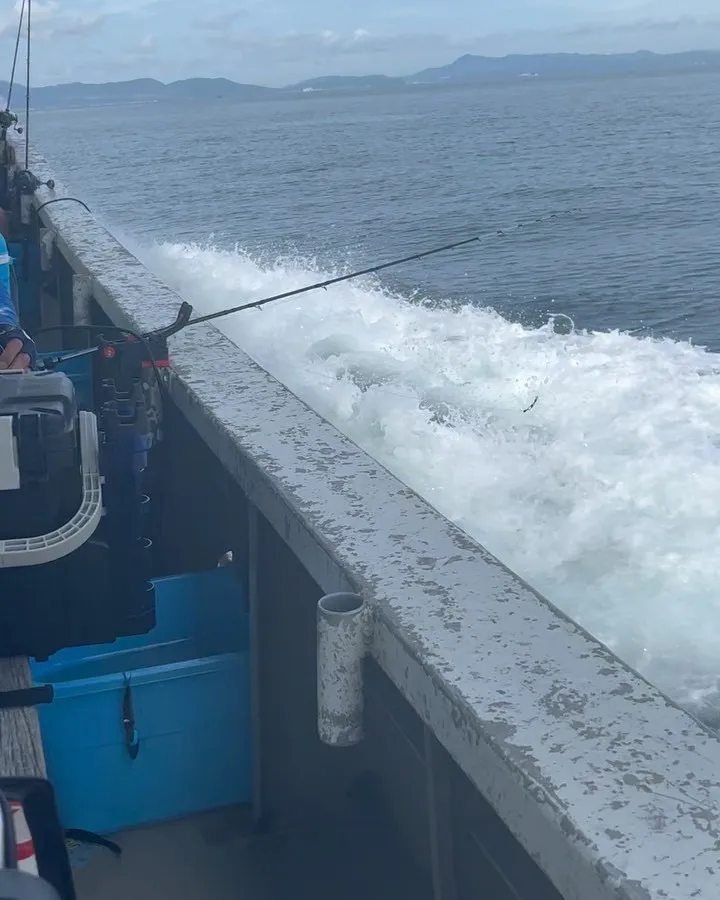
[0,0,718,86]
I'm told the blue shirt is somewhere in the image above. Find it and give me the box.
[0,235,35,367]
[0,236,10,305]
[0,268,16,327]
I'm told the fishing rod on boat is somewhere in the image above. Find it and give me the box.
[184,209,577,327]
[2,0,54,198]
[38,303,193,379]
[23,0,31,171]
[0,0,25,138]
[41,210,577,405]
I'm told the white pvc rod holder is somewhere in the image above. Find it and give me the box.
[317,592,369,747]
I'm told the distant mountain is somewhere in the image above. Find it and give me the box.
[0,77,276,109]
[162,78,275,100]
[288,75,405,92]
[408,50,720,84]
[0,78,165,108]
[3,50,720,110]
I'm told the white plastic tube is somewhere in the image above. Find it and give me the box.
[317,592,369,746]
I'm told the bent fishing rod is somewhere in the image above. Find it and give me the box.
[43,208,579,370]
[185,209,577,327]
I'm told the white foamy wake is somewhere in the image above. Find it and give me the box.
[141,240,720,722]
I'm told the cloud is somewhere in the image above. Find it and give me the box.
[195,9,248,31]
[45,13,106,39]
[111,33,161,69]
[201,28,482,84]
[0,1,106,42]
[210,27,458,56]
[563,14,720,37]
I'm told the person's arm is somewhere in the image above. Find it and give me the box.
[0,278,36,371]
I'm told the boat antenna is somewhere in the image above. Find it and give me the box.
[24,0,31,170]
[185,209,577,328]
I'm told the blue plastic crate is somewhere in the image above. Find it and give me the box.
[31,568,252,836]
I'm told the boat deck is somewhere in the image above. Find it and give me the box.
[72,805,431,900]
[0,660,429,900]
[0,658,46,778]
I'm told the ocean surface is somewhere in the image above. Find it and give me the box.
[32,70,720,724]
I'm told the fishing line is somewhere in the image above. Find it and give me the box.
[186,209,579,328]
[35,197,92,215]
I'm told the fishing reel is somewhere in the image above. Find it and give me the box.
[40,302,193,378]
[0,110,20,136]
[13,170,54,195]
[98,301,193,385]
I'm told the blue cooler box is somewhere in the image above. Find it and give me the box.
[31,568,252,836]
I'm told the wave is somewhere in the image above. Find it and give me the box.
[139,239,720,724]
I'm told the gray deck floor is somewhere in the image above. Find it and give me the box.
[73,805,432,900]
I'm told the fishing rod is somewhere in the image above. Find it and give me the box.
[5,0,25,115]
[3,0,54,190]
[44,208,578,372]
[0,0,26,136]
[43,210,577,412]
[186,209,576,327]
[24,0,31,170]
